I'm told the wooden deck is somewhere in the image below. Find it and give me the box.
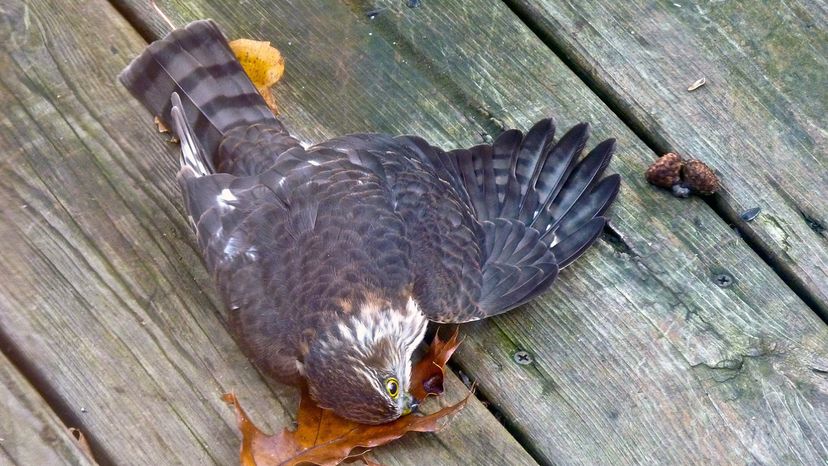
[0,0,825,464]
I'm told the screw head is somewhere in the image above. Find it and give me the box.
[713,273,733,288]
[513,350,533,365]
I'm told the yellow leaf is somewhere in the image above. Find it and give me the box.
[229,39,285,114]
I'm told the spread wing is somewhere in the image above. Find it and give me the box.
[318,119,619,323]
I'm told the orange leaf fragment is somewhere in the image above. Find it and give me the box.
[229,38,285,114]
[68,427,99,465]
[153,116,170,133]
[153,115,178,143]
[410,327,462,401]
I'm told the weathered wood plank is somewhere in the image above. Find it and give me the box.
[510,0,828,316]
[0,1,536,464]
[111,0,828,464]
[0,351,93,466]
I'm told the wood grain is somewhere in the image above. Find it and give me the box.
[510,0,828,316]
[0,352,93,466]
[0,0,536,464]
[110,0,828,463]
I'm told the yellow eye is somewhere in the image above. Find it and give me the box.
[385,378,399,398]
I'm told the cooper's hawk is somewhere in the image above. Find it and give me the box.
[120,20,620,424]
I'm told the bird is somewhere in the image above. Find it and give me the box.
[119,20,620,425]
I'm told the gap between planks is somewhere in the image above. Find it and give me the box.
[0,4,197,466]
[444,358,551,466]
[0,324,115,466]
[501,0,828,323]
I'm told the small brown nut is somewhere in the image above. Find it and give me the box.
[682,159,720,195]
[645,152,683,188]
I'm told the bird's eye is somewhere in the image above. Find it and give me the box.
[385,378,399,398]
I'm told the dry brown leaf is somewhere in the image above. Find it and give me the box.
[223,328,469,466]
[229,38,285,114]
[410,327,462,401]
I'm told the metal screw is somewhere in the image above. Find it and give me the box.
[713,273,733,288]
[513,350,533,365]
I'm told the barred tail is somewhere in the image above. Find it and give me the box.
[118,20,280,172]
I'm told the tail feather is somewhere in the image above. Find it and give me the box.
[118,20,279,169]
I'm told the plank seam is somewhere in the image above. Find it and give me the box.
[0,323,114,466]
[107,0,164,43]
[446,360,550,466]
[501,0,828,323]
[0,77,122,466]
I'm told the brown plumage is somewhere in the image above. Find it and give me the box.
[119,20,620,424]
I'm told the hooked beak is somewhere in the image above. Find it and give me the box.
[401,393,419,416]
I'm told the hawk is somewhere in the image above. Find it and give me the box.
[120,20,620,424]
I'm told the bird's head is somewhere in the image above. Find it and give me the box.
[304,296,428,424]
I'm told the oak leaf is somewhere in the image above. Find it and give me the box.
[229,38,285,114]
[223,328,468,465]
